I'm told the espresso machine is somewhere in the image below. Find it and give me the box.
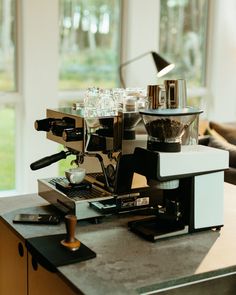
[31,81,229,241]
[31,89,155,221]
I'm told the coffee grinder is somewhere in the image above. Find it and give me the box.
[128,82,229,241]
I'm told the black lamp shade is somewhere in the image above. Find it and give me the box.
[151,52,175,77]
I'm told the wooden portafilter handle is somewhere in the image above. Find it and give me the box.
[61,214,81,251]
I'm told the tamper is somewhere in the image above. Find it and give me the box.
[61,215,81,251]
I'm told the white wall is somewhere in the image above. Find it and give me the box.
[121,0,160,88]
[206,0,236,122]
[18,0,59,194]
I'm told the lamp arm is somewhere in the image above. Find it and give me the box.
[120,52,152,68]
[119,51,153,88]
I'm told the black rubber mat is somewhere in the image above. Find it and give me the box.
[26,233,96,272]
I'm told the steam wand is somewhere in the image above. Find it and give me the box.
[84,153,113,192]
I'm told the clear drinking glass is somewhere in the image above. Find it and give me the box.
[83,87,100,117]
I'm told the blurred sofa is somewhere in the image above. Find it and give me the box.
[198,121,236,185]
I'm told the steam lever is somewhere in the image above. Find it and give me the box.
[30,150,71,170]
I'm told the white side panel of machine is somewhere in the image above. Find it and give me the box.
[194,172,224,229]
[159,145,229,177]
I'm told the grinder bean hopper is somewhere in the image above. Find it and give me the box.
[140,107,203,152]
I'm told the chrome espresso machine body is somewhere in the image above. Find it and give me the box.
[35,106,157,220]
[31,81,229,241]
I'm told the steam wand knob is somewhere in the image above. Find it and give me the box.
[61,215,81,251]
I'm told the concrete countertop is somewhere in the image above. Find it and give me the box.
[1,183,236,294]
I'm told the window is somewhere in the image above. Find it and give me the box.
[159,0,208,91]
[58,0,122,175]
[59,0,121,90]
[0,0,17,192]
[0,0,16,91]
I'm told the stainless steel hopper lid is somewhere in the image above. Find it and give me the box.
[139,107,203,116]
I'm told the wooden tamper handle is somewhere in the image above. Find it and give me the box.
[61,215,81,251]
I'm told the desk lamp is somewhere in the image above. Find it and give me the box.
[119,51,175,88]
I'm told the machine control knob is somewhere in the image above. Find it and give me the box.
[34,117,75,136]
[62,128,84,142]
[34,118,54,131]
[61,215,81,251]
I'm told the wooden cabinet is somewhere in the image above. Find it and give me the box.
[28,253,79,295]
[0,220,27,295]
[0,219,79,295]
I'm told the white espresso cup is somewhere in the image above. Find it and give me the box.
[65,167,86,184]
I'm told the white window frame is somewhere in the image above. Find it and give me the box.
[0,0,60,197]
[0,0,22,196]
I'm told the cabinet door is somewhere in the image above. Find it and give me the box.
[28,253,80,295]
[0,220,27,295]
